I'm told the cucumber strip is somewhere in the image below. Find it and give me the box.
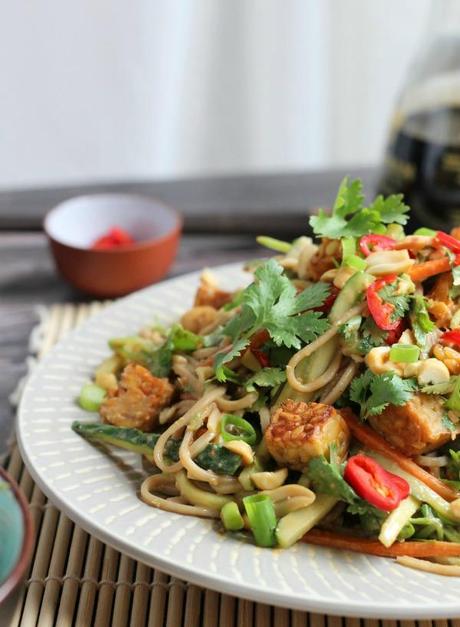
[275,494,337,548]
[72,421,242,475]
[378,495,420,548]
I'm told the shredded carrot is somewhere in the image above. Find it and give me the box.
[407,257,451,282]
[302,529,460,558]
[341,410,459,502]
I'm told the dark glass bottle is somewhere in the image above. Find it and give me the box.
[378,2,460,231]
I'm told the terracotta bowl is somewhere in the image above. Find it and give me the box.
[0,467,34,605]
[44,194,182,298]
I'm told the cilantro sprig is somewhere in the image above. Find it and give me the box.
[222,259,330,350]
[349,370,417,418]
[309,177,409,239]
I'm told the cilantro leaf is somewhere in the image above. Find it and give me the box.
[349,370,417,418]
[366,194,410,225]
[309,177,409,239]
[214,339,249,382]
[410,295,436,349]
[203,327,225,348]
[266,311,329,349]
[222,259,329,350]
[442,415,456,433]
[420,380,453,395]
[307,456,358,503]
[144,336,174,377]
[447,450,460,481]
[346,501,386,533]
[245,367,286,392]
[357,317,388,354]
[292,282,330,314]
[378,282,411,322]
[453,265,460,287]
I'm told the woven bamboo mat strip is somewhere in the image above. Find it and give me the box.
[1,302,451,626]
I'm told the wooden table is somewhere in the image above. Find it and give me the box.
[0,166,376,457]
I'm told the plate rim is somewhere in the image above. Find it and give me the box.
[16,261,460,619]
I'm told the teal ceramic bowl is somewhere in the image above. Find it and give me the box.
[0,468,33,605]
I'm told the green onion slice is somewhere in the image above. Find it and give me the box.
[389,344,420,363]
[343,254,367,271]
[78,383,107,412]
[243,494,277,547]
[221,415,257,445]
[221,501,244,531]
[256,236,292,253]
[414,227,436,237]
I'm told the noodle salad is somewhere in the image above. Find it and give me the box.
[73,178,460,576]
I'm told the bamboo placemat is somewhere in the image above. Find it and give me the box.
[2,303,457,626]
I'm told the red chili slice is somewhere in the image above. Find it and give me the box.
[359,235,396,257]
[252,348,270,368]
[344,454,410,511]
[248,330,271,367]
[249,329,270,350]
[366,274,400,331]
[385,318,405,345]
[92,227,135,250]
[435,231,460,255]
[441,329,460,347]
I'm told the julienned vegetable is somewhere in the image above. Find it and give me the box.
[302,529,460,558]
[344,454,410,511]
[78,384,106,412]
[220,415,257,445]
[256,235,292,253]
[408,256,459,282]
[366,274,400,331]
[243,494,277,547]
[71,422,242,475]
[378,496,420,548]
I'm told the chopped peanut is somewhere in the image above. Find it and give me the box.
[433,344,460,375]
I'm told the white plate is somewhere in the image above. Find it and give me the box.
[18,263,460,619]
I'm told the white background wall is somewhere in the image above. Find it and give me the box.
[0,0,431,189]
